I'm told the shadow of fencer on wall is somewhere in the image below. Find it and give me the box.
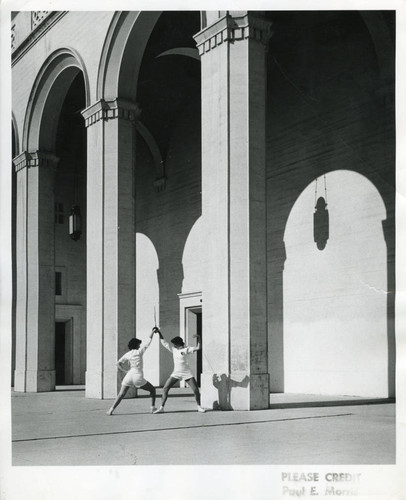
[212,374,250,410]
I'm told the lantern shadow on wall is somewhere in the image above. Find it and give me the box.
[314,196,329,250]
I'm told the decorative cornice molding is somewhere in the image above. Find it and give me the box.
[11,23,16,51]
[194,13,273,56]
[13,151,59,173]
[81,99,141,128]
[31,11,51,30]
[12,12,68,67]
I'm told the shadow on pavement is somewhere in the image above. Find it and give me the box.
[269,398,395,409]
[13,412,354,443]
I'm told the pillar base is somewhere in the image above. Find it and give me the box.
[201,372,270,410]
[85,370,103,398]
[14,371,26,392]
[103,368,120,399]
[230,372,269,410]
[85,370,138,399]
[14,369,56,392]
[201,372,230,410]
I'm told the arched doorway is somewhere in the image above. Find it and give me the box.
[134,11,202,372]
[13,50,88,392]
[54,72,87,386]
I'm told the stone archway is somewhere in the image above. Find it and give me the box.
[23,48,89,151]
[84,11,202,398]
[82,11,162,398]
[14,50,88,392]
[97,11,161,101]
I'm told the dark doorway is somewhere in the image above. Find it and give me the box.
[55,322,66,384]
[186,307,202,386]
[55,321,73,385]
[196,311,202,386]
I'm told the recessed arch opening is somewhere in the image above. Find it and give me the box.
[20,50,88,388]
[53,70,87,386]
[282,170,390,397]
[23,49,89,152]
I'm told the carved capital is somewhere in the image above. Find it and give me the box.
[194,13,272,56]
[81,99,141,128]
[13,151,59,173]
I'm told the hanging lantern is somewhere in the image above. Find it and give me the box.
[69,205,82,241]
[313,196,329,250]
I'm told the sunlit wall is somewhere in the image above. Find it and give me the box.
[135,233,160,385]
[182,216,203,294]
[283,170,388,397]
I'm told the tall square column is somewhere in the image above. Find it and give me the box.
[13,151,58,392]
[82,99,138,398]
[195,13,272,410]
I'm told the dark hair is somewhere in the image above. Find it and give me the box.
[171,336,184,347]
[128,338,141,350]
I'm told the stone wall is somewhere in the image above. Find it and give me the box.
[266,11,395,396]
[11,10,395,397]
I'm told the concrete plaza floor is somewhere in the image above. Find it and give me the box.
[11,388,395,466]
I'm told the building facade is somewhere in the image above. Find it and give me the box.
[11,10,395,410]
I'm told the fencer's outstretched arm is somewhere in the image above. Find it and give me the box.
[193,334,201,350]
[153,326,163,340]
[153,327,173,352]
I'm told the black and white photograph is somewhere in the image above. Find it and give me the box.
[0,0,405,499]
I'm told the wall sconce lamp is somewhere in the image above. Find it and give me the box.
[69,205,82,241]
